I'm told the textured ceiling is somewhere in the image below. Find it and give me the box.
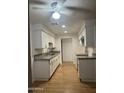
[29,0,96,35]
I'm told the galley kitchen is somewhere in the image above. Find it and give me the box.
[29,0,96,93]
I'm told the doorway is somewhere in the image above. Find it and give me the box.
[61,38,73,63]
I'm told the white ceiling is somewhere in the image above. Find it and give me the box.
[29,0,96,35]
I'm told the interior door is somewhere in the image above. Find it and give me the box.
[62,38,73,63]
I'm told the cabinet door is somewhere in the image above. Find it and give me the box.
[42,31,48,48]
[52,37,55,47]
[86,26,95,47]
[34,61,50,79]
[50,60,54,76]
[41,31,45,48]
[85,19,96,47]
[47,34,55,47]
[32,31,42,48]
[79,59,96,82]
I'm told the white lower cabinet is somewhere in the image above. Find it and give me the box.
[34,54,60,81]
[50,56,59,76]
[78,59,96,82]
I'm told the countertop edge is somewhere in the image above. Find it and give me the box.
[77,57,96,59]
[34,53,60,61]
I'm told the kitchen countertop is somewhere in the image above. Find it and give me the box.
[34,52,60,61]
[76,53,96,59]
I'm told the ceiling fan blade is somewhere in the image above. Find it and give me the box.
[30,0,47,5]
[60,10,73,16]
[65,6,94,13]
[32,6,44,9]
[31,6,54,12]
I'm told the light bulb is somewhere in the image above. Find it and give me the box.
[62,25,66,28]
[64,31,68,33]
[52,12,61,20]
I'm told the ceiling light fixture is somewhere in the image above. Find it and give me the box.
[64,31,68,33]
[52,12,61,20]
[62,25,66,28]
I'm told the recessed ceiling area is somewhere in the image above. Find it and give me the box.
[29,0,96,35]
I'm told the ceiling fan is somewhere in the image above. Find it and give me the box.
[29,0,95,17]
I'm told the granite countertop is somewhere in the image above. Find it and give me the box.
[34,52,60,61]
[76,53,96,59]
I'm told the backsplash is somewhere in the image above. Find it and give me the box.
[87,47,96,54]
[42,48,48,53]
[34,48,48,54]
[34,47,58,55]
[82,46,96,54]
[34,48,42,54]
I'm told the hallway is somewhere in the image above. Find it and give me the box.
[33,63,96,93]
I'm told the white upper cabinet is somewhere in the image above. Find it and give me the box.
[42,31,55,48]
[51,36,55,47]
[85,19,96,47]
[32,30,42,48]
[41,31,46,48]
[79,19,96,47]
[31,24,56,49]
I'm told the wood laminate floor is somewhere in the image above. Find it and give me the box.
[32,63,96,93]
